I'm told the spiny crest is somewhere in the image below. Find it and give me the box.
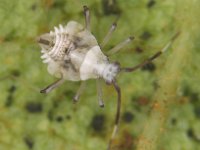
[39,24,76,63]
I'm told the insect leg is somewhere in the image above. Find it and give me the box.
[96,78,104,107]
[121,32,180,73]
[100,22,117,48]
[73,81,86,103]
[107,36,134,56]
[107,80,121,150]
[40,78,65,94]
[83,5,90,31]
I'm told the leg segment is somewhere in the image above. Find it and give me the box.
[121,32,180,73]
[96,78,104,107]
[107,36,134,56]
[73,81,86,103]
[40,78,65,94]
[101,22,117,48]
[107,80,121,150]
[121,51,162,72]
[83,5,90,31]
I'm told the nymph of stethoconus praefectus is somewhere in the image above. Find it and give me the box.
[37,5,179,150]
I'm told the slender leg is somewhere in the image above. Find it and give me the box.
[73,81,86,103]
[107,36,134,56]
[121,32,180,73]
[100,22,117,48]
[83,5,90,31]
[107,80,121,150]
[40,78,65,94]
[96,78,104,107]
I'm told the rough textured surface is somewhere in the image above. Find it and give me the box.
[0,0,200,150]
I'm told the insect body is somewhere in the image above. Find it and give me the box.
[37,6,178,150]
[39,21,118,81]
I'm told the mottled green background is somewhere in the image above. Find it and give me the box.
[0,0,200,150]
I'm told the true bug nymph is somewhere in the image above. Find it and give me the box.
[37,6,178,149]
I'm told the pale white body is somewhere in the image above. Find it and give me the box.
[39,21,119,83]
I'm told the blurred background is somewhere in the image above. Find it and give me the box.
[0,0,200,150]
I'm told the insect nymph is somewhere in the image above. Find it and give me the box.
[37,6,177,149]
